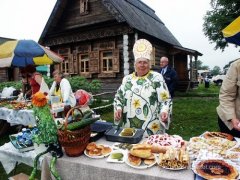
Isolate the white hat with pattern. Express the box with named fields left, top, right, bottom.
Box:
left=133, top=39, right=152, bottom=61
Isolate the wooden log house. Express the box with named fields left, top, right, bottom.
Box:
left=38, top=0, right=202, bottom=92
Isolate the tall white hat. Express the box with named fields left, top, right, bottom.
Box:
left=133, top=39, right=152, bottom=61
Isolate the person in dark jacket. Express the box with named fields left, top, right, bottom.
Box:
left=159, top=57, right=178, bottom=98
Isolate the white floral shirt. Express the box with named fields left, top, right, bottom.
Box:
left=114, top=70, right=172, bottom=136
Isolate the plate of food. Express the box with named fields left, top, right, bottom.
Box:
left=157, top=148, right=189, bottom=170
left=223, top=152, right=240, bottom=162
left=84, top=142, right=112, bottom=159
left=107, top=150, right=126, bottom=163
left=125, top=153, right=156, bottom=169
left=125, top=144, right=156, bottom=169
left=203, top=131, right=234, bottom=141
left=145, top=133, right=186, bottom=154
left=160, top=166, right=187, bottom=171
left=192, top=159, right=239, bottom=180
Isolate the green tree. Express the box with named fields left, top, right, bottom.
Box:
left=196, top=60, right=209, bottom=70
left=203, top=0, right=240, bottom=51
left=211, top=66, right=221, bottom=75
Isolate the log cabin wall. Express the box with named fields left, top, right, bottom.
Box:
left=0, top=69, right=8, bottom=82
left=137, top=34, right=189, bottom=81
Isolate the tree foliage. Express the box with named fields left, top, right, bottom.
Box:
left=196, top=60, right=209, bottom=70
left=211, top=66, right=221, bottom=75
left=203, top=0, right=240, bottom=51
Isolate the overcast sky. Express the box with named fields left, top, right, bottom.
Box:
left=0, top=0, right=239, bottom=69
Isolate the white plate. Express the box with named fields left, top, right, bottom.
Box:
left=106, top=150, right=126, bottom=163
left=84, top=145, right=112, bottom=159
left=125, top=155, right=156, bottom=169
left=159, top=166, right=187, bottom=171
left=192, top=159, right=240, bottom=179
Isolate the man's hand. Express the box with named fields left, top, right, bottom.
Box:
left=160, top=112, right=168, bottom=122
left=231, top=118, right=240, bottom=131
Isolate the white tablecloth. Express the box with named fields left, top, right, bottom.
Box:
left=41, top=138, right=194, bottom=180
left=0, top=107, right=35, bottom=126
left=0, top=142, right=44, bottom=174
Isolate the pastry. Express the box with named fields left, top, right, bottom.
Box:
left=101, top=146, right=112, bottom=155
left=86, top=142, right=97, bottom=151
left=196, top=160, right=238, bottom=179
left=204, top=132, right=234, bottom=141
left=88, top=148, right=102, bottom=156
left=130, top=144, right=152, bottom=159
left=146, top=134, right=185, bottom=153
left=128, top=153, right=141, bottom=166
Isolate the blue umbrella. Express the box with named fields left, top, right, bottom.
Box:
left=0, top=40, right=64, bottom=67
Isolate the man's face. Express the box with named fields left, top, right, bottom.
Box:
left=160, top=58, right=168, bottom=68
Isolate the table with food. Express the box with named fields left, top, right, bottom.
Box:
left=40, top=118, right=240, bottom=180
left=1, top=103, right=240, bottom=180
left=0, top=98, right=35, bottom=126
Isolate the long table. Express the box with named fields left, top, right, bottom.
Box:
left=0, top=107, right=35, bottom=126
left=41, top=138, right=194, bottom=180
left=0, top=142, right=43, bottom=174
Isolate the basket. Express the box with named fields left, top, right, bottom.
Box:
left=58, top=106, right=91, bottom=157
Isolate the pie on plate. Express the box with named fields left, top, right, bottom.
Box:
left=195, top=159, right=239, bottom=179
left=125, top=153, right=156, bottom=169
left=203, top=132, right=234, bottom=141
left=84, top=142, right=112, bottom=158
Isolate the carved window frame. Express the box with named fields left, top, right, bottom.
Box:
left=78, top=53, right=90, bottom=73
left=61, top=55, right=70, bottom=74
left=57, top=48, right=71, bottom=74
left=80, top=0, right=89, bottom=15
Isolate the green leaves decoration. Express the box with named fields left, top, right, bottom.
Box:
left=153, top=81, right=160, bottom=89
left=143, top=104, right=149, bottom=117
left=146, top=128, right=154, bottom=136
left=137, top=79, right=144, bottom=85
left=129, top=117, right=144, bottom=128
left=149, top=92, right=157, bottom=106
left=124, top=82, right=133, bottom=91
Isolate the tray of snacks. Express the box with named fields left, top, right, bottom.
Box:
left=157, top=147, right=189, bottom=170
left=104, top=127, right=144, bottom=144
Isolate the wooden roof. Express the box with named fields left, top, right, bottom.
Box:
left=39, top=0, right=201, bottom=55
left=106, top=0, right=181, bottom=46
left=39, top=0, right=180, bottom=46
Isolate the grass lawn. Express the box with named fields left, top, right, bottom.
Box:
left=168, top=97, right=219, bottom=140
left=0, top=83, right=221, bottom=179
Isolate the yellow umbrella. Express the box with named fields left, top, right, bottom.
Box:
left=222, top=16, right=240, bottom=46
left=0, top=40, right=64, bottom=67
